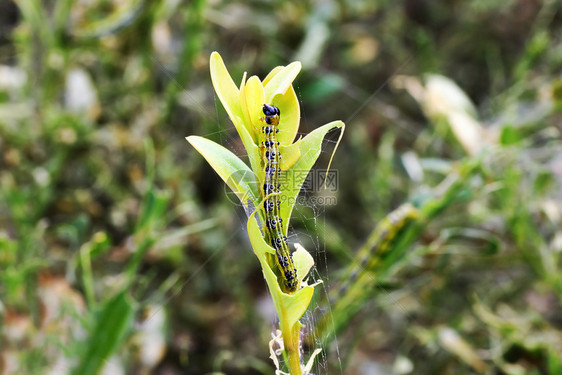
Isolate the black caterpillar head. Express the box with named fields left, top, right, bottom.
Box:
left=263, top=104, right=280, bottom=117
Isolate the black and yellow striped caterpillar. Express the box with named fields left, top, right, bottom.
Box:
left=309, top=202, right=419, bottom=344
left=335, top=203, right=419, bottom=298
left=260, top=104, right=299, bottom=293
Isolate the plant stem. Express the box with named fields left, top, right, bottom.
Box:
left=283, top=322, right=302, bottom=375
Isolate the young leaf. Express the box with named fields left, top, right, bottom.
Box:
left=210, top=52, right=262, bottom=172
left=272, top=87, right=300, bottom=146
left=264, top=62, right=301, bottom=102
left=240, top=75, right=265, bottom=139
left=263, top=62, right=301, bottom=146
left=280, top=120, right=345, bottom=233
left=247, top=215, right=314, bottom=324
left=187, top=136, right=259, bottom=209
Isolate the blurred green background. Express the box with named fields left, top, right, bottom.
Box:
left=1, top=0, right=562, bottom=374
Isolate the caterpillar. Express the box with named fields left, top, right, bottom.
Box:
left=260, top=104, right=299, bottom=293
left=335, top=203, right=419, bottom=299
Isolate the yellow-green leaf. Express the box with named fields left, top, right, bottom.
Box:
left=293, top=243, right=315, bottom=285
left=247, top=215, right=314, bottom=327
left=263, top=62, right=301, bottom=146
left=210, top=53, right=261, bottom=174
left=241, top=75, right=265, bottom=142
left=279, top=138, right=302, bottom=170
left=280, top=121, right=345, bottom=234
left=272, top=85, right=300, bottom=146
left=186, top=136, right=259, bottom=209
left=210, top=51, right=242, bottom=126
left=262, top=66, right=284, bottom=86
left=264, top=61, right=301, bottom=102
left=239, top=116, right=263, bottom=176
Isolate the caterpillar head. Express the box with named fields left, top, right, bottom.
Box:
left=263, top=104, right=280, bottom=117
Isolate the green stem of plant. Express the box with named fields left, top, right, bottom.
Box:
left=283, top=322, right=302, bottom=375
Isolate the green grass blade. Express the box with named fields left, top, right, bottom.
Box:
left=73, top=291, right=135, bottom=375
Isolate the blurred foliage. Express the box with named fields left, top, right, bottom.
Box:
left=1, top=0, right=561, bottom=374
